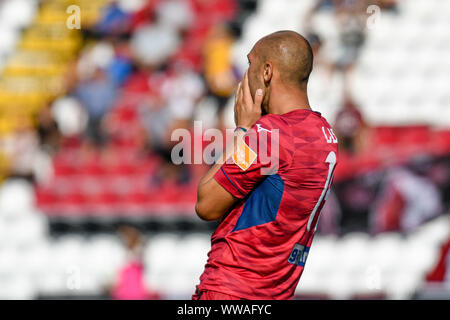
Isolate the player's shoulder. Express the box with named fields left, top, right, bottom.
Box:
left=283, top=109, right=334, bottom=134
left=251, top=114, right=291, bottom=136
left=254, top=114, right=281, bottom=128
left=249, top=110, right=334, bottom=143
left=256, top=109, right=329, bottom=128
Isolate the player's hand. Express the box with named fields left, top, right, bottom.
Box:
left=234, top=71, right=264, bottom=130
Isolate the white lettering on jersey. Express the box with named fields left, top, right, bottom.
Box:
left=322, top=127, right=338, bottom=144
left=256, top=124, right=272, bottom=133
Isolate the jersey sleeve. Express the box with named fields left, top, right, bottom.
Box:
left=214, top=116, right=291, bottom=199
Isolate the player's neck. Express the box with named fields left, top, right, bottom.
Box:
left=268, top=86, right=311, bottom=115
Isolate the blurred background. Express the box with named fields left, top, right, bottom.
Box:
left=0, top=0, right=448, bottom=300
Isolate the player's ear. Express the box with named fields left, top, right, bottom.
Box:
left=263, top=62, right=273, bottom=85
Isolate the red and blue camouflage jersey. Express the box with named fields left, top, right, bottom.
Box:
left=194, top=108, right=339, bottom=300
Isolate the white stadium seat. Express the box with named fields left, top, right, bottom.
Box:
left=0, top=274, right=36, bottom=300
left=0, top=180, right=36, bottom=217
left=339, top=233, right=371, bottom=274
left=0, top=0, right=38, bottom=29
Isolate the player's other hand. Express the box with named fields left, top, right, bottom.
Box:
left=234, top=71, right=264, bottom=130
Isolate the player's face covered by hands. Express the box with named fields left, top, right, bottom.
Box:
left=234, top=70, right=264, bottom=130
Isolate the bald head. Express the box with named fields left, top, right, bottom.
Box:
left=250, top=30, right=314, bottom=89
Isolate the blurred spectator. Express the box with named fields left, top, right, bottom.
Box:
left=118, top=0, right=149, bottom=15
left=51, top=95, right=88, bottom=138
left=306, top=0, right=367, bottom=90
left=305, top=0, right=349, bottom=26
left=317, top=190, right=342, bottom=235
left=136, top=64, right=198, bottom=185
left=77, top=42, right=116, bottom=79
left=203, top=24, right=237, bottom=98
left=156, top=0, right=194, bottom=31
left=306, top=31, right=336, bottom=83
left=107, top=39, right=134, bottom=87
left=370, top=163, right=443, bottom=235
left=333, top=0, right=367, bottom=90
left=95, top=1, right=133, bottom=36
left=376, top=0, right=399, bottom=13
left=334, top=94, right=367, bottom=154
left=75, top=67, right=117, bottom=146
left=1, top=115, right=53, bottom=185
left=202, top=24, right=238, bottom=129
left=36, top=105, right=61, bottom=155
left=307, top=32, right=324, bottom=64
left=428, top=155, right=450, bottom=213
left=309, top=0, right=340, bottom=12
left=111, top=225, right=159, bottom=300
left=77, top=39, right=133, bottom=87
left=0, top=152, right=8, bottom=183
left=191, top=0, right=238, bottom=26
left=425, top=237, right=450, bottom=284
left=334, top=172, right=380, bottom=234
left=162, top=63, right=205, bottom=123
left=229, top=0, right=257, bottom=37
left=130, top=23, right=181, bottom=68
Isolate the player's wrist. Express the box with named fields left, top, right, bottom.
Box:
left=235, top=116, right=259, bottom=131
left=234, top=126, right=249, bottom=133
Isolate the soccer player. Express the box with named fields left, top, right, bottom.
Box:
left=193, top=31, right=339, bottom=300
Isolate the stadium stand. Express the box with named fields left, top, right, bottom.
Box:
left=0, top=0, right=448, bottom=300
